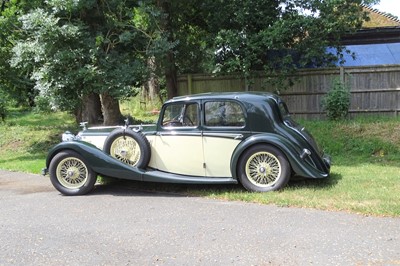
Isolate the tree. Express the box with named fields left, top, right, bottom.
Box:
left=2, top=0, right=380, bottom=122
left=128, top=0, right=210, bottom=99
left=147, top=0, right=379, bottom=94
left=9, top=0, right=149, bottom=125
left=131, top=0, right=181, bottom=100
left=0, top=0, right=42, bottom=107
left=199, top=0, right=379, bottom=90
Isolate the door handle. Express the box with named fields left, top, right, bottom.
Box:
left=234, top=134, right=243, bottom=140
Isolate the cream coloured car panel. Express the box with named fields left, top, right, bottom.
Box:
left=148, top=133, right=205, bottom=176
left=203, top=135, right=241, bottom=177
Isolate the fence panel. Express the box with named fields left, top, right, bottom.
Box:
left=177, top=65, right=400, bottom=119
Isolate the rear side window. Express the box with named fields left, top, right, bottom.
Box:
left=204, top=101, right=245, bottom=127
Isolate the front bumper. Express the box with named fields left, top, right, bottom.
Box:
left=41, top=168, right=48, bottom=176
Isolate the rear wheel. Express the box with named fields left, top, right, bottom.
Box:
left=238, top=144, right=290, bottom=192
left=103, top=128, right=151, bottom=169
left=49, top=151, right=97, bottom=196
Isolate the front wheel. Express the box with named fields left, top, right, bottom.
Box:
left=238, top=144, right=291, bottom=192
left=49, top=151, right=97, bottom=196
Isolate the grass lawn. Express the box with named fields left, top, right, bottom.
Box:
left=0, top=108, right=399, bottom=217
left=0, top=109, right=78, bottom=173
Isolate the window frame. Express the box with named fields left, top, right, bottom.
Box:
left=160, top=102, right=200, bottom=129
left=202, top=100, right=246, bottom=129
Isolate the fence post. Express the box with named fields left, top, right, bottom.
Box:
left=187, top=74, right=192, bottom=95
left=340, top=67, right=345, bottom=84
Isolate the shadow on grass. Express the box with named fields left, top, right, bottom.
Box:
left=28, top=137, right=59, bottom=153
left=287, top=172, right=342, bottom=190
left=0, top=154, right=46, bottom=165
left=91, top=177, right=244, bottom=197
left=90, top=172, right=342, bottom=197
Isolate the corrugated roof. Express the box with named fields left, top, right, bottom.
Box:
left=330, top=43, right=400, bottom=66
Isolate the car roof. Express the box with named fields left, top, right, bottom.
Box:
left=166, top=91, right=281, bottom=104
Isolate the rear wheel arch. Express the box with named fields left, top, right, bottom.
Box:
left=236, top=142, right=293, bottom=176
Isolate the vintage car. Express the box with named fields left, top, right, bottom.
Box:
left=43, top=92, right=331, bottom=195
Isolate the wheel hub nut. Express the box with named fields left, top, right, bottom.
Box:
left=67, top=170, right=75, bottom=177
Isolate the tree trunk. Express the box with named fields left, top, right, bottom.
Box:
left=158, top=0, right=178, bottom=99
left=165, top=52, right=177, bottom=99
left=143, top=56, right=160, bottom=103
left=100, top=92, right=123, bottom=125
left=73, top=93, right=103, bottom=125
left=81, top=93, right=103, bottom=125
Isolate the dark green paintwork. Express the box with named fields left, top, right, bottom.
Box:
left=45, top=92, right=330, bottom=184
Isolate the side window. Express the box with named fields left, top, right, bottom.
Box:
left=205, top=101, right=245, bottom=127
left=162, top=103, right=199, bottom=127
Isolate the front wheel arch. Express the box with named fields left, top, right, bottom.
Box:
left=236, top=144, right=291, bottom=192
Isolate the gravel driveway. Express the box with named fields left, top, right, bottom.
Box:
left=0, top=170, right=399, bottom=265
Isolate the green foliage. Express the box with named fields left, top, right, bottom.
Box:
left=195, top=0, right=379, bottom=88
left=321, top=79, right=351, bottom=120
left=33, top=95, right=53, bottom=113
left=0, top=0, right=38, bottom=107
left=0, top=0, right=381, bottom=115
left=7, top=0, right=153, bottom=115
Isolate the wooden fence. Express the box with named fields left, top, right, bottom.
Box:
left=177, top=65, right=400, bottom=119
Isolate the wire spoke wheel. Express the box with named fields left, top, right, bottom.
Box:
left=238, top=145, right=290, bottom=192
left=109, top=136, right=141, bottom=166
left=245, top=152, right=281, bottom=187
left=49, top=151, right=97, bottom=195
left=56, top=157, right=89, bottom=189
left=103, top=129, right=151, bottom=169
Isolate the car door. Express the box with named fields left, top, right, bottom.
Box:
left=202, top=100, right=247, bottom=178
left=149, top=102, right=205, bottom=176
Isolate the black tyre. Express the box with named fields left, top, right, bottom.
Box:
left=49, top=151, right=97, bottom=196
left=103, top=128, right=151, bottom=169
left=238, top=144, right=291, bottom=192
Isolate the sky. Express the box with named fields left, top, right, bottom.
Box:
left=372, top=0, right=400, bottom=18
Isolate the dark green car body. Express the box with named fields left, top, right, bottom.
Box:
left=44, top=92, right=330, bottom=195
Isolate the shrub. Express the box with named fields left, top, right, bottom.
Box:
left=321, top=79, right=351, bottom=121
left=33, top=95, right=53, bottom=113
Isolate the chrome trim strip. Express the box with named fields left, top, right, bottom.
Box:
left=87, top=124, right=156, bottom=130
left=157, top=132, right=202, bottom=137
left=202, top=132, right=245, bottom=139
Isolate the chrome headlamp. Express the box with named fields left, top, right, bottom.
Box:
left=62, top=131, right=76, bottom=142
